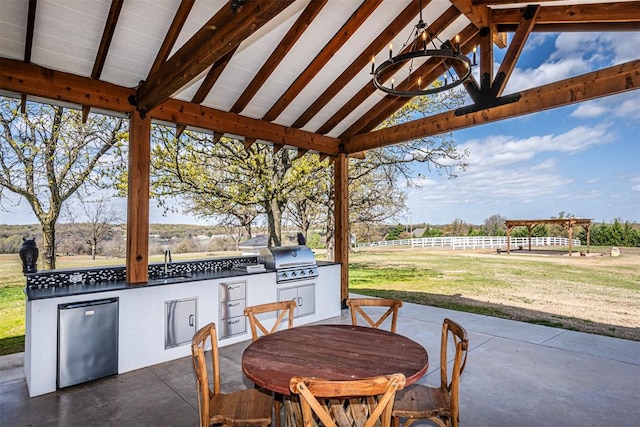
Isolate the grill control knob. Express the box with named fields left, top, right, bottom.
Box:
left=309, top=269, right=314, bottom=275
left=282, top=272, right=288, bottom=278
left=292, top=271, right=297, bottom=277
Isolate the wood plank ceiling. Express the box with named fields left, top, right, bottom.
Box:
left=1, top=0, right=639, bottom=157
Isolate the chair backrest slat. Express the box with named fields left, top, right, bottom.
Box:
left=346, top=298, right=403, bottom=333
left=291, top=374, right=406, bottom=427
left=244, top=300, right=297, bottom=341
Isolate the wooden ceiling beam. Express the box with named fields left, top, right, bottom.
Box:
left=491, top=2, right=640, bottom=25
left=492, top=5, right=539, bottom=98
left=148, top=0, right=195, bottom=76
left=450, top=0, right=508, bottom=47
left=152, top=99, right=340, bottom=155
left=231, top=0, right=328, bottom=114
left=20, top=0, right=37, bottom=113
left=291, top=0, right=427, bottom=130
left=176, top=47, right=237, bottom=137
left=83, top=0, right=123, bottom=122
left=474, top=0, right=558, bottom=4
left=1, top=58, right=135, bottom=113
left=450, top=0, right=490, bottom=29
left=343, top=59, right=640, bottom=153
left=496, top=22, right=640, bottom=33
left=261, top=0, right=384, bottom=123
left=0, top=59, right=338, bottom=154
left=316, top=5, right=462, bottom=136
left=135, top=0, right=294, bottom=115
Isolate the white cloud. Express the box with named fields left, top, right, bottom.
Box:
left=571, top=102, right=608, bottom=119
left=586, top=178, right=599, bottom=184
left=459, top=124, right=614, bottom=170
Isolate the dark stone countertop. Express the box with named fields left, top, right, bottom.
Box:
left=25, top=261, right=340, bottom=301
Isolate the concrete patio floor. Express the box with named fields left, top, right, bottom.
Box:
left=2, top=298, right=640, bottom=426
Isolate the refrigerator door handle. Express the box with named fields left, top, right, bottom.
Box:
left=188, top=314, right=194, bottom=327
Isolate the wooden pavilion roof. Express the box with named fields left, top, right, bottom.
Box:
left=1, top=0, right=639, bottom=155
left=505, top=218, right=593, bottom=228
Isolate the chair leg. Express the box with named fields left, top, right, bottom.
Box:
left=274, top=396, right=282, bottom=427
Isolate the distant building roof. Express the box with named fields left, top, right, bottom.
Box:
left=238, top=235, right=268, bottom=249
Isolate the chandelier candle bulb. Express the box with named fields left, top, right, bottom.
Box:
left=389, top=43, right=393, bottom=59
left=455, top=34, right=460, bottom=53
left=371, top=55, right=375, bottom=74
left=472, top=46, right=477, bottom=66
left=418, top=76, right=422, bottom=91
left=391, top=77, right=395, bottom=90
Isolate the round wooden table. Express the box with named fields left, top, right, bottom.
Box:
left=242, top=324, right=429, bottom=396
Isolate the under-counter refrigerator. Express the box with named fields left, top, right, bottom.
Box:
left=57, top=298, right=119, bottom=388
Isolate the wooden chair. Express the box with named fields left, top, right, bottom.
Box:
left=346, top=298, right=403, bottom=333
left=191, top=323, right=272, bottom=427
left=290, top=374, right=406, bottom=427
left=244, top=300, right=297, bottom=341
left=244, top=300, right=296, bottom=426
left=392, top=318, right=469, bottom=427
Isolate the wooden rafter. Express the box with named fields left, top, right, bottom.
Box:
left=176, top=47, right=237, bottom=138
left=450, top=0, right=490, bottom=29
left=317, top=5, right=462, bottom=136
left=1, top=59, right=135, bottom=113
left=343, top=59, right=640, bottom=152
left=0, top=59, right=339, bottom=154
left=474, top=0, right=560, bottom=4
left=491, top=2, right=640, bottom=25
left=20, top=0, right=37, bottom=113
left=230, top=0, right=328, bottom=114
left=135, top=0, right=294, bottom=115
left=290, top=0, right=426, bottom=129
left=153, top=99, right=339, bottom=154
left=260, top=0, right=384, bottom=123
left=148, top=0, right=195, bottom=76
left=450, top=0, right=508, bottom=47
left=492, top=5, right=539, bottom=97
left=83, top=0, right=123, bottom=122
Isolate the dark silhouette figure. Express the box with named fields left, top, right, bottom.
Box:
left=296, top=232, right=306, bottom=246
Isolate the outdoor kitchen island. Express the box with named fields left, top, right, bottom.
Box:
left=23, top=248, right=341, bottom=397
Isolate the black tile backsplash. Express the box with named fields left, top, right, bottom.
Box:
left=25, top=256, right=259, bottom=290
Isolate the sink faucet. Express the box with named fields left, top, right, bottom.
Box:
left=164, top=249, right=172, bottom=275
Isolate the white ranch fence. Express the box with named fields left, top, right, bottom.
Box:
left=360, top=236, right=581, bottom=250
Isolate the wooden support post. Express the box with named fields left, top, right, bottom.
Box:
left=126, top=112, right=151, bottom=284
left=568, top=226, right=573, bottom=256
left=334, top=153, right=349, bottom=307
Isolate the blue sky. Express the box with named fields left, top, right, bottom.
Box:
left=405, top=31, right=640, bottom=225
left=1, top=32, right=638, bottom=227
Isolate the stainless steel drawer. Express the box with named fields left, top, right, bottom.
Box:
left=220, top=316, right=246, bottom=338
left=220, top=299, right=245, bottom=319
left=219, top=281, right=246, bottom=301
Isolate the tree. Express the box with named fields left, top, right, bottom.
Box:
left=61, top=194, right=123, bottom=259
left=483, top=214, right=506, bottom=236
left=0, top=97, right=126, bottom=269
left=443, top=218, right=468, bottom=236
left=149, top=126, right=325, bottom=247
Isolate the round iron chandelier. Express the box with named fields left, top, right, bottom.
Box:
left=371, top=0, right=475, bottom=97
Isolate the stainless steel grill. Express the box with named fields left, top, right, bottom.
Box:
left=259, top=245, right=318, bottom=283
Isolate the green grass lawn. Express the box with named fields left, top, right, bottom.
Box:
left=1, top=246, right=639, bottom=355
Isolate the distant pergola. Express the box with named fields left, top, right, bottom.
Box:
left=504, top=219, right=592, bottom=256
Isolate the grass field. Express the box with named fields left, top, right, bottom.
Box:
left=1, top=246, right=638, bottom=355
